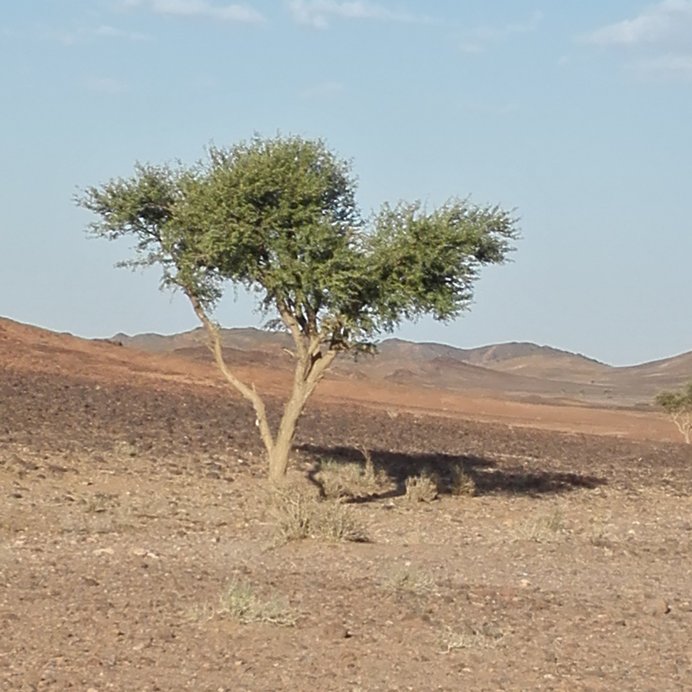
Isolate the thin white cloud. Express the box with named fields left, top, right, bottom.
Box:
left=288, top=1, right=426, bottom=29
left=582, top=1, right=692, bottom=80
left=583, top=0, right=692, bottom=47
left=460, top=11, right=542, bottom=54
left=635, top=52, right=692, bottom=77
left=124, top=0, right=264, bottom=23
left=35, top=24, right=151, bottom=45
left=93, top=25, right=151, bottom=41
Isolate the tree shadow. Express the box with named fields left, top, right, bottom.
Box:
left=297, top=443, right=607, bottom=502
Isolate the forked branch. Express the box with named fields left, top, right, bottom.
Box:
left=186, top=292, right=275, bottom=455
left=671, top=411, right=692, bottom=444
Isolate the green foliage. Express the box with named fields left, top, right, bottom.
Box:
left=369, top=200, right=515, bottom=329
left=655, top=383, right=692, bottom=414
left=79, top=135, right=520, bottom=479
left=79, top=135, right=518, bottom=352
left=655, top=383, right=692, bottom=444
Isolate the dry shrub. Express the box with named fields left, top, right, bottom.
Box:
left=316, top=460, right=367, bottom=499
left=405, top=470, right=439, bottom=503
left=220, top=579, right=297, bottom=627
left=315, top=501, right=369, bottom=542
left=315, top=448, right=388, bottom=500
left=272, top=484, right=368, bottom=543
left=271, top=484, right=314, bottom=541
left=446, top=463, right=477, bottom=496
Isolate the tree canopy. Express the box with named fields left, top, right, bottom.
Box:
left=655, top=383, right=692, bottom=444
left=79, top=135, right=519, bottom=480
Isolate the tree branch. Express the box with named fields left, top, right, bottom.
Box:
left=186, top=291, right=275, bottom=455
left=304, top=349, right=337, bottom=399
left=671, top=411, right=692, bottom=444
left=278, top=302, right=307, bottom=363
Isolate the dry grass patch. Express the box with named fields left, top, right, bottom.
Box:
left=404, top=469, right=439, bottom=503
left=219, top=579, right=298, bottom=627
left=439, top=622, right=505, bottom=653
left=381, top=566, right=436, bottom=596
left=314, top=448, right=388, bottom=500
left=271, top=485, right=368, bottom=543
left=518, top=506, right=567, bottom=543
left=584, top=516, right=617, bottom=547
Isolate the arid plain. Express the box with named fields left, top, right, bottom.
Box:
left=1, top=317, right=690, bottom=690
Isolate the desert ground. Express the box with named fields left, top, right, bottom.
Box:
left=0, top=318, right=690, bottom=691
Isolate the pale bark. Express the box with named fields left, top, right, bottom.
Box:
left=267, top=313, right=337, bottom=481
left=186, top=292, right=337, bottom=482
left=187, top=293, right=276, bottom=455
left=671, top=412, right=692, bottom=444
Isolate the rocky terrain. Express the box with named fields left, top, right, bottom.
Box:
left=0, top=317, right=690, bottom=690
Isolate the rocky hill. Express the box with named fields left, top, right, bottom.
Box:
left=110, top=326, right=691, bottom=407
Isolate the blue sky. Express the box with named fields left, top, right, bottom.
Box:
left=1, top=0, right=690, bottom=365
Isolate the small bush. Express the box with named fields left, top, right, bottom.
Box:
left=271, top=485, right=314, bottom=541
left=316, top=460, right=368, bottom=499
left=272, top=485, right=368, bottom=543
left=446, top=463, right=476, bottom=496
left=405, top=470, right=439, bottom=503
left=314, top=501, right=369, bottom=542
left=315, top=449, right=388, bottom=499
left=220, top=579, right=297, bottom=627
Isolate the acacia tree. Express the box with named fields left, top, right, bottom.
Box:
left=655, top=383, right=692, bottom=444
left=79, top=135, right=518, bottom=483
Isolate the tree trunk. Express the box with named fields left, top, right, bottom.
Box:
left=268, top=441, right=292, bottom=485
left=186, top=293, right=338, bottom=482
left=267, top=387, right=308, bottom=484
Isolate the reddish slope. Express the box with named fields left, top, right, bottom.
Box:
left=0, top=318, right=219, bottom=388
left=115, top=327, right=692, bottom=408
left=0, top=317, right=682, bottom=443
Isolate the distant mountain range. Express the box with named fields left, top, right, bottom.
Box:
left=111, top=327, right=692, bottom=408
left=1, top=315, right=689, bottom=410
left=2, top=316, right=685, bottom=441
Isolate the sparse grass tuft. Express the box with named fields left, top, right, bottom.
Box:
left=439, top=622, right=505, bottom=653
left=219, top=579, right=297, bottom=627
left=586, top=517, right=615, bottom=547
left=272, top=485, right=368, bottom=543
left=381, top=566, right=436, bottom=595
left=519, top=506, right=567, bottom=542
left=405, top=469, right=439, bottom=503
